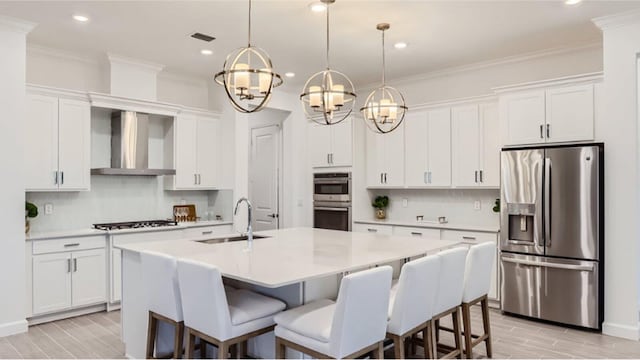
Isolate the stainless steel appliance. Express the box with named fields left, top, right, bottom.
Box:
left=500, top=143, right=604, bottom=330
left=313, top=172, right=352, bottom=231
left=91, top=111, right=176, bottom=176
left=93, top=219, right=178, bottom=231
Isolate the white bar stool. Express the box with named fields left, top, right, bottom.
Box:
left=387, top=255, right=441, bottom=359
left=461, top=242, right=495, bottom=358
left=431, top=247, right=468, bottom=359
left=274, top=266, right=393, bottom=359
left=176, top=259, right=286, bottom=359
left=140, top=251, right=186, bottom=359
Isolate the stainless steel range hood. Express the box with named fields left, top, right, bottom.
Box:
left=91, top=111, right=176, bottom=176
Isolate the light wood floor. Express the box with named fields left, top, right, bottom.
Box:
left=1, top=307, right=639, bottom=359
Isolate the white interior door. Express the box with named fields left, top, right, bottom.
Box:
left=249, top=125, right=280, bottom=231
left=58, top=99, right=90, bottom=190
left=25, top=94, right=59, bottom=191
left=196, top=117, right=219, bottom=188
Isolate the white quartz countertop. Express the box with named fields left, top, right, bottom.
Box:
left=26, top=220, right=233, bottom=240
left=354, top=219, right=500, bottom=233
left=116, top=227, right=460, bottom=288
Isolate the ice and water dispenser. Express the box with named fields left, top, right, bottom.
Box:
left=506, top=203, right=535, bottom=243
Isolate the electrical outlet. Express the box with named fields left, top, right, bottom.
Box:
left=402, top=198, right=408, bottom=208
left=44, top=203, right=53, bottom=215
left=474, top=200, right=481, bottom=211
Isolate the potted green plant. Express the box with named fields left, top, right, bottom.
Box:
left=372, top=195, right=389, bottom=220
left=492, top=198, right=500, bottom=213
left=25, top=201, right=38, bottom=235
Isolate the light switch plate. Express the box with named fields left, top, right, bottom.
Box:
left=44, top=203, right=53, bottom=215
left=402, top=198, right=408, bottom=208
left=474, top=201, right=481, bottom=211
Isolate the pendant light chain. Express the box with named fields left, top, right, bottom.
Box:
left=247, top=0, right=252, bottom=47
left=325, top=3, right=330, bottom=69
left=381, top=28, right=386, bottom=86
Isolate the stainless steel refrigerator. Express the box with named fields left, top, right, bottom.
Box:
left=500, top=143, right=604, bottom=330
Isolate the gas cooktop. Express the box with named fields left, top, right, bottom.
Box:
left=92, top=220, right=178, bottom=231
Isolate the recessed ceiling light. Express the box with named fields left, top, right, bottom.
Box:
left=72, top=14, right=89, bottom=22
left=394, top=42, right=408, bottom=49
left=565, top=0, right=582, bottom=5
left=309, top=2, right=327, bottom=12
left=285, top=72, right=296, bottom=78
left=200, top=49, right=213, bottom=55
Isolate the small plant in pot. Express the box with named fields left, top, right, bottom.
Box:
left=25, top=201, right=38, bottom=235
left=372, top=195, right=389, bottom=220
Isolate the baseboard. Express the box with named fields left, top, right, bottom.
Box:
left=27, top=304, right=106, bottom=326
left=0, top=319, right=28, bottom=337
left=602, top=321, right=640, bottom=340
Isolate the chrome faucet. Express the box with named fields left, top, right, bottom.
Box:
left=234, top=197, right=253, bottom=248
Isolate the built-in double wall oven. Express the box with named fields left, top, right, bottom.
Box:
left=313, top=172, right=352, bottom=231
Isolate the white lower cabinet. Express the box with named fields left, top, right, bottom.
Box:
left=441, top=230, right=499, bottom=301
left=32, top=241, right=106, bottom=316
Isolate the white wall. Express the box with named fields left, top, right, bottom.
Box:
left=593, top=10, right=640, bottom=340
left=0, top=15, right=35, bottom=337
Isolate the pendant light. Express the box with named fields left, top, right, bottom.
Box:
left=360, top=23, right=408, bottom=134
left=214, top=0, right=283, bottom=113
left=300, top=0, right=356, bottom=125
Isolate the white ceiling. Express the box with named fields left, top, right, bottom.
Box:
left=1, top=0, right=640, bottom=91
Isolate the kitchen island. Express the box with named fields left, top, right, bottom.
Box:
left=117, top=227, right=460, bottom=358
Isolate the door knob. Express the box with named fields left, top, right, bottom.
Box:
left=267, top=214, right=278, bottom=218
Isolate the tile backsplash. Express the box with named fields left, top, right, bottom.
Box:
left=26, top=175, right=233, bottom=232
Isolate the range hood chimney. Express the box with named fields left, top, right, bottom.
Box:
left=91, top=111, right=175, bottom=176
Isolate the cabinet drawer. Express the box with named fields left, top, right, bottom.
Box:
left=183, top=225, right=234, bottom=238
left=392, top=226, right=441, bottom=239
left=353, top=223, right=393, bottom=235
left=33, top=235, right=106, bottom=255
left=440, top=230, right=496, bottom=244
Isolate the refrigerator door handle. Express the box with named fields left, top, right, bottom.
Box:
left=502, top=257, right=594, bottom=272
left=507, top=240, right=534, bottom=246
left=545, top=158, right=552, bottom=248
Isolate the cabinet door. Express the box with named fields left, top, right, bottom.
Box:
left=366, top=129, right=385, bottom=187
left=451, top=105, right=480, bottom=187
left=545, top=84, right=594, bottom=143
left=309, top=123, right=331, bottom=167
left=71, top=249, right=106, bottom=307
left=479, top=103, right=500, bottom=187
left=501, top=91, right=546, bottom=145
left=392, top=226, right=441, bottom=239
left=352, top=223, right=393, bottom=235
left=330, top=117, right=353, bottom=167
left=33, top=252, right=72, bottom=314
left=427, top=108, right=452, bottom=187
left=404, top=110, right=429, bottom=187
left=25, top=94, right=59, bottom=191
left=110, top=248, right=121, bottom=303
left=58, top=99, right=90, bottom=191
left=196, top=116, right=219, bottom=188
left=383, top=122, right=405, bottom=187
left=174, top=114, right=199, bottom=189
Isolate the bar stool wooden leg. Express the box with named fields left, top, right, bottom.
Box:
left=452, top=309, right=462, bottom=359
left=392, top=335, right=405, bottom=359
left=435, top=319, right=440, bottom=343
left=218, top=342, right=229, bottom=359
left=462, top=303, right=473, bottom=359
left=423, top=327, right=431, bottom=359
left=481, top=297, right=493, bottom=358
left=173, top=321, right=185, bottom=359
left=186, top=328, right=196, bottom=359
left=375, top=341, right=384, bottom=359
left=146, top=312, right=158, bottom=359
left=275, top=337, right=285, bottom=359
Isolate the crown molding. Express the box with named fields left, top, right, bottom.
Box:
left=410, top=94, right=498, bottom=112
left=27, top=84, right=90, bottom=102
left=0, top=15, right=36, bottom=34
left=492, top=71, right=603, bottom=94
left=107, top=53, right=164, bottom=73
left=27, top=43, right=101, bottom=66
left=593, top=9, right=640, bottom=31
left=180, top=106, right=222, bottom=118
left=89, top=92, right=180, bottom=116
left=359, top=42, right=602, bottom=90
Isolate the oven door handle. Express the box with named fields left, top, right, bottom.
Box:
left=314, top=179, right=350, bottom=184
left=314, top=206, right=350, bottom=212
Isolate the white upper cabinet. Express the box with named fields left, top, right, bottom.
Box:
left=545, top=84, right=594, bottom=143
left=309, top=117, right=353, bottom=168
left=25, top=93, right=90, bottom=192
left=366, top=121, right=405, bottom=187
left=167, top=112, right=219, bottom=190
left=452, top=102, right=500, bottom=188
left=405, top=108, right=451, bottom=187
left=500, top=79, right=596, bottom=146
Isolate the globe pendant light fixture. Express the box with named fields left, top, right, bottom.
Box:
left=361, top=23, right=408, bottom=134
left=214, top=0, right=283, bottom=113
left=300, top=0, right=356, bottom=125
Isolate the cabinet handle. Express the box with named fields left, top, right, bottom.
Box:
left=67, top=258, right=71, bottom=273
left=546, top=124, right=550, bottom=138
left=202, top=230, right=213, bottom=235
left=429, top=171, right=432, bottom=184
left=54, top=171, right=58, bottom=185
left=73, top=258, right=77, bottom=272
left=424, top=171, right=428, bottom=184
left=198, top=174, right=202, bottom=185
left=327, top=154, right=330, bottom=164
left=330, top=153, right=334, bottom=164
left=367, top=228, right=378, bottom=233
left=411, top=232, right=422, bottom=236
left=479, top=170, right=483, bottom=183
left=380, top=173, right=383, bottom=184
left=384, top=173, right=388, bottom=184
left=462, top=236, right=477, bottom=241
left=475, top=170, right=478, bottom=183
left=540, top=124, right=544, bottom=139
left=61, top=171, right=64, bottom=185
left=64, top=243, right=80, bottom=247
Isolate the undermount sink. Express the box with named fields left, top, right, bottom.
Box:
left=196, top=235, right=270, bottom=244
